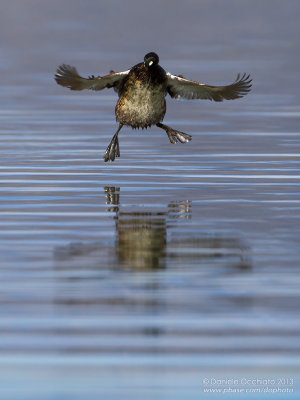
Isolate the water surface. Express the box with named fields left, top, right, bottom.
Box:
left=1, top=1, right=300, bottom=399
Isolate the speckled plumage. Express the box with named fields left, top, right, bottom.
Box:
left=115, top=63, right=167, bottom=128
left=55, top=52, right=252, bottom=162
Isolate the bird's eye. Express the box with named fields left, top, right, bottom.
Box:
left=148, top=60, right=154, bottom=66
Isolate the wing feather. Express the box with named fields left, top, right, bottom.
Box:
left=55, top=64, right=129, bottom=91
left=166, top=72, right=252, bottom=101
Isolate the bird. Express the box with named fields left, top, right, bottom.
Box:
left=55, top=52, right=252, bottom=162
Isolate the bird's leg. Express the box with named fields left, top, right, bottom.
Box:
left=103, top=123, right=123, bottom=162
left=156, top=122, right=192, bottom=144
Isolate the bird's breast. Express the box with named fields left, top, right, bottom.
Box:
left=116, top=81, right=166, bottom=128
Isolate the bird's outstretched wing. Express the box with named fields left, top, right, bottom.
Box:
left=166, top=72, right=252, bottom=101
left=55, top=64, right=130, bottom=91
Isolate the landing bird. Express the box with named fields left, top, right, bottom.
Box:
left=55, top=52, right=252, bottom=162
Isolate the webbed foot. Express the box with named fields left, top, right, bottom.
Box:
left=103, top=124, right=123, bottom=162
left=166, top=129, right=192, bottom=144
left=103, top=133, right=120, bottom=162
left=156, top=122, right=192, bottom=144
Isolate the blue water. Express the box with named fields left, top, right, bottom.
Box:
left=1, top=1, right=300, bottom=399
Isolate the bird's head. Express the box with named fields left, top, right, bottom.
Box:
left=144, top=52, right=159, bottom=68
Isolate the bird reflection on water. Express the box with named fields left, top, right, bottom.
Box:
left=105, top=186, right=192, bottom=270
left=54, top=187, right=251, bottom=271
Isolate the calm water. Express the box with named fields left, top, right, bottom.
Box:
left=1, top=1, right=300, bottom=399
